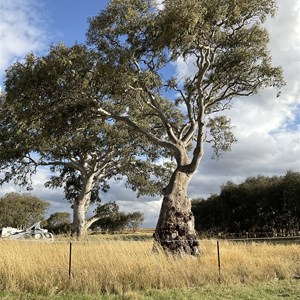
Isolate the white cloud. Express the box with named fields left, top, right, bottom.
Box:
left=117, top=199, right=162, bottom=228
left=153, top=0, right=164, bottom=11
left=0, top=0, right=48, bottom=76
left=0, top=167, right=69, bottom=217
left=184, top=0, right=300, bottom=202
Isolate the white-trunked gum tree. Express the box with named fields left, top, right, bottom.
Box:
left=87, top=0, right=284, bottom=255
left=0, top=44, right=171, bottom=238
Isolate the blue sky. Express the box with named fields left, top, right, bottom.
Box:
left=0, top=0, right=299, bottom=227
left=0, top=0, right=108, bottom=87
left=44, top=1, right=107, bottom=46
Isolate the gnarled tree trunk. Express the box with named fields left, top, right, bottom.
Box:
left=154, top=167, right=200, bottom=256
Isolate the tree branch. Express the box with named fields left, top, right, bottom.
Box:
left=96, top=105, right=181, bottom=157
left=132, top=56, right=179, bottom=144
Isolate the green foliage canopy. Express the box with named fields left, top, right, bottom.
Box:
left=1, top=44, right=171, bottom=197
left=192, top=171, right=300, bottom=235
left=92, top=201, right=144, bottom=232
left=45, top=212, right=71, bottom=234
left=0, top=193, right=50, bottom=228
left=87, top=0, right=284, bottom=167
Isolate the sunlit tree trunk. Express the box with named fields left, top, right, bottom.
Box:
left=72, top=173, right=95, bottom=238
left=72, top=200, right=88, bottom=237
left=154, top=150, right=201, bottom=256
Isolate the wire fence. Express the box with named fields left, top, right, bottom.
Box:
left=1, top=235, right=299, bottom=283
left=54, top=236, right=300, bottom=281
left=198, top=231, right=300, bottom=239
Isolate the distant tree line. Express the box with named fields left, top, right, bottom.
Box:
left=0, top=193, right=144, bottom=234
left=192, top=171, right=300, bottom=236
left=91, top=202, right=144, bottom=233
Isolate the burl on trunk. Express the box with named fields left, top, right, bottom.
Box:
left=154, top=169, right=200, bottom=256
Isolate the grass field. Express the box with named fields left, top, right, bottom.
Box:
left=1, top=280, right=300, bottom=299
left=0, top=234, right=299, bottom=299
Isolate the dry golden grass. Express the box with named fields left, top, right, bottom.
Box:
left=0, top=237, right=299, bottom=296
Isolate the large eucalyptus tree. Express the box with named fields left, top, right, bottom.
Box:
left=87, top=0, right=284, bottom=254
left=0, top=44, right=170, bottom=237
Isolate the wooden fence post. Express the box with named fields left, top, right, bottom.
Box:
left=69, top=240, right=73, bottom=278
left=217, top=240, right=221, bottom=283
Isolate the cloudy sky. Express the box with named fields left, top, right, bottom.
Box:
left=0, top=0, right=299, bottom=227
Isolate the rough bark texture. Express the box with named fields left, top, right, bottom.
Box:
left=154, top=169, right=200, bottom=256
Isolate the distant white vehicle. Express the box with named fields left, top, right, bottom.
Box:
left=0, top=222, right=53, bottom=240
left=0, top=226, right=23, bottom=237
